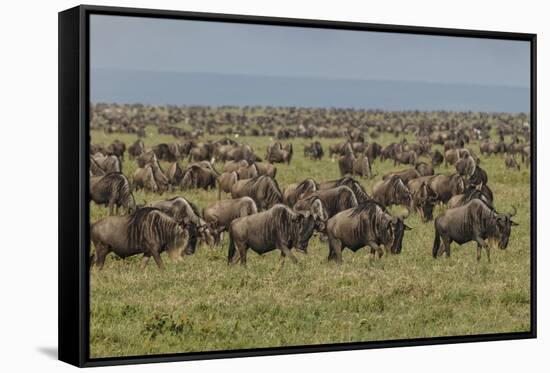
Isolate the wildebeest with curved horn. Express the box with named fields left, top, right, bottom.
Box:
left=227, top=204, right=316, bottom=266
left=372, top=176, right=411, bottom=209
left=293, top=197, right=329, bottom=233
left=294, top=185, right=358, bottom=219
left=203, top=197, right=258, bottom=245
left=326, top=201, right=411, bottom=263
left=91, top=208, right=190, bottom=270
left=283, top=179, right=318, bottom=207
left=230, top=175, right=283, bottom=210
left=149, top=197, right=215, bottom=253
left=90, top=172, right=136, bottom=215
left=433, top=200, right=518, bottom=262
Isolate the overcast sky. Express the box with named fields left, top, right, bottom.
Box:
left=90, top=15, right=529, bottom=87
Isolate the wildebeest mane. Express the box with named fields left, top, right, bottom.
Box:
left=334, top=177, right=371, bottom=203
left=295, top=179, right=318, bottom=197
left=349, top=200, right=386, bottom=217
left=127, top=207, right=180, bottom=250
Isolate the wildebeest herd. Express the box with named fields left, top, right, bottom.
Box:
left=89, top=104, right=528, bottom=271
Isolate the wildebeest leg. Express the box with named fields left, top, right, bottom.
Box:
left=151, top=250, right=165, bottom=270
left=485, top=244, right=491, bottom=263
left=140, top=255, right=151, bottom=269
left=476, top=244, right=482, bottom=262
left=443, top=237, right=452, bottom=257
left=368, top=241, right=384, bottom=258
left=279, top=245, right=298, bottom=264
left=94, top=244, right=108, bottom=270
left=328, top=237, right=343, bottom=263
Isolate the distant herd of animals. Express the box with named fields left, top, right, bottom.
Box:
left=89, top=105, right=529, bottom=269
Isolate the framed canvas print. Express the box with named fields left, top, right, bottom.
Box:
left=58, top=5, right=537, bottom=367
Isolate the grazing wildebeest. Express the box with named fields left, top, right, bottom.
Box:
left=352, top=155, right=373, bottom=178
left=428, top=174, right=465, bottom=203
left=128, top=139, right=145, bottom=159
left=455, top=155, right=476, bottom=178
left=304, top=141, right=324, bottom=160
left=408, top=180, right=439, bottom=222
left=372, top=176, right=411, bottom=209
left=91, top=208, right=190, bottom=270
left=227, top=204, right=316, bottom=266
left=383, top=168, right=420, bottom=184
left=92, top=154, right=121, bottom=174
left=136, top=150, right=158, bottom=168
left=133, top=165, right=158, bottom=193
left=203, top=197, right=258, bottom=245
left=294, top=185, right=358, bottom=219
left=254, top=162, right=277, bottom=178
left=149, top=197, right=215, bottom=253
left=505, top=155, right=521, bottom=171
left=283, top=179, right=318, bottom=207
left=293, top=197, right=329, bottom=232
left=231, top=176, right=283, bottom=210
left=447, top=185, right=494, bottom=209
left=218, top=171, right=240, bottom=199
left=432, top=150, right=444, bottom=167
left=326, top=202, right=411, bottom=263
left=106, top=139, right=126, bottom=160
left=266, top=142, right=293, bottom=164
left=415, top=161, right=434, bottom=176
left=189, top=142, right=213, bottom=162
left=181, top=164, right=217, bottom=191
left=338, top=143, right=355, bottom=176
left=90, top=172, right=136, bottom=215
left=166, top=162, right=185, bottom=186
left=433, top=200, right=518, bottom=262
left=469, top=165, right=488, bottom=186
left=393, top=150, right=417, bottom=166
left=318, top=177, right=372, bottom=204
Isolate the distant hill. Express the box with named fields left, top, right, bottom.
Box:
left=91, top=68, right=529, bottom=113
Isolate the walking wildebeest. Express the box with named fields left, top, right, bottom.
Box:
left=149, top=197, right=215, bottom=253
left=230, top=175, right=283, bottom=210
left=227, top=204, right=316, bottom=266
left=203, top=197, right=259, bottom=245
left=326, top=201, right=411, bottom=263
left=283, top=179, right=318, bottom=207
left=433, top=200, right=518, bottom=262
left=294, top=185, right=358, bottom=219
left=372, top=176, right=411, bottom=209
left=90, top=172, right=136, bottom=215
left=91, top=208, right=190, bottom=270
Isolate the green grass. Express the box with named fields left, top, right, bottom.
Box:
left=89, top=127, right=531, bottom=358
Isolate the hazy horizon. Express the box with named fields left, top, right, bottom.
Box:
left=90, top=15, right=530, bottom=113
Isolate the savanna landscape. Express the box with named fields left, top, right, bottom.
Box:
left=89, top=104, right=531, bottom=358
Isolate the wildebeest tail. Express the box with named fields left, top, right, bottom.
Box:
left=432, top=226, right=440, bottom=258
left=227, top=234, right=236, bottom=264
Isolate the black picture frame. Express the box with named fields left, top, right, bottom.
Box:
left=58, top=4, right=537, bottom=367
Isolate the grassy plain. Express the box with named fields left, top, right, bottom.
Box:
left=89, top=126, right=531, bottom=358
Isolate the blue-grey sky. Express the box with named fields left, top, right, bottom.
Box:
left=89, top=14, right=531, bottom=112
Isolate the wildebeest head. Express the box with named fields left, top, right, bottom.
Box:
left=387, top=211, right=412, bottom=254
left=494, top=206, right=519, bottom=250
left=294, top=197, right=328, bottom=233
left=391, top=176, right=412, bottom=207
left=197, top=220, right=217, bottom=248
left=450, top=174, right=466, bottom=196
left=293, top=212, right=316, bottom=253
left=167, top=225, right=190, bottom=260
left=415, top=182, right=438, bottom=222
